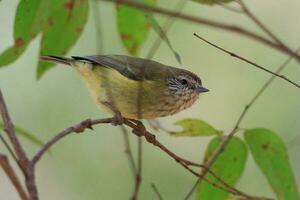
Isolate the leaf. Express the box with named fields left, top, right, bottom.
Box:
left=0, top=0, right=89, bottom=79
left=37, top=0, right=89, bottom=78
left=171, top=118, right=222, bottom=136
left=116, top=0, right=156, bottom=55
left=145, top=14, right=181, bottom=64
left=192, top=0, right=234, bottom=5
left=0, top=0, right=51, bottom=67
left=0, top=122, right=44, bottom=147
left=244, top=128, right=299, bottom=200
left=197, top=136, right=247, bottom=200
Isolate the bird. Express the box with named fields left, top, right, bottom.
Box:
left=40, top=55, right=209, bottom=120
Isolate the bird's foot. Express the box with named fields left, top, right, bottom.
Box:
left=102, top=101, right=124, bottom=126
left=111, top=111, right=124, bottom=126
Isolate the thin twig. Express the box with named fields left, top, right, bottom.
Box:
left=120, top=126, right=137, bottom=177
left=237, top=0, right=285, bottom=47
left=146, top=0, right=188, bottom=60
left=101, top=0, right=300, bottom=63
left=0, top=89, right=29, bottom=171
left=193, top=33, right=300, bottom=89
left=0, top=154, right=29, bottom=200
left=0, top=89, right=38, bottom=200
left=217, top=2, right=243, bottom=14
left=0, top=132, right=19, bottom=166
left=32, top=118, right=113, bottom=165
left=124, top=119, right=272, bottom=200
left=92, top=0, right=103, bottom=53
left=131, top=137, right=142, bottom=200
left=183, top=45, right=300, bottom=199
left=151, top=183, right=163, bottom=200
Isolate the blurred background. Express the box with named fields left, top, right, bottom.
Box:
left=1, top=0, right=300, bottom=199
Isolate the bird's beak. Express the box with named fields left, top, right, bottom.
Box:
left=196, top=86, right=209, bottom=93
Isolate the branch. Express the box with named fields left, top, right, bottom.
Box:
left=0, top=89, right=38, bottom=200
left=183, top=45, right=300, bottom=199
left=101, top=0, right=300, bottom=63
left=121, top=126, right=137, bottom=177
left=193, top=33, right=300, bottom=89
left=237, top=0, right=285, bottom=47
left=151, top=183, right=163, bottom=200
left=0, top=154, right=29, bottom=200
left=32, top=118, right=113, bottom=165
left=0, top=89, right=29, bottom=171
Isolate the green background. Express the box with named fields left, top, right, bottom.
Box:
left=1, top=0, right=300, bottom=199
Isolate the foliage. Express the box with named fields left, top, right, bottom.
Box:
left=197, top=136, right=247, bottom=200
left=192, top=0, right=234, bottom=5
left=245, top=128, right=299, bottom=200
left=0, top=0, right=89, bottom=79
left=171, top=118, right=222, bottom=136
left=0, top=122, right=44, bottom=146
left=116, top=0, right=156, bottom=55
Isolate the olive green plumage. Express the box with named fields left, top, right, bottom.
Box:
left=40, top=55, right=208, bottom=119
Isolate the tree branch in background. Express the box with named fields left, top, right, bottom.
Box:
left=92, top=0, right=103, bottom=53
left=151, top=183, right=164, bottom=200
left=236, top=0, right=285, bottom=47
left=102, top=0, right=300, bottom=63
left=0, top=153, right=29, bottom=200
left=193, top=33, right=300, bottom=89
left=0, top=89, right=38, bottom=200
left=120, top=126, right=137, bottom=177
left=183, top=44, right=300, bottom=199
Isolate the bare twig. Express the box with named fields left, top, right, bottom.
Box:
left=146, top=0, right=188, bottom=60
left=193, top=33, right=300, bottom=89
left=121, top=126, right=137, bottom=177
left=0, top=90, right=29, bottom=171
left=32, top=118, right=113, bottom=165
left=0, top=89, right=38, bottom=200
left=0, top=132, right=19, bottom=166
left=217, top=2, right=243, bottom=14
left=131, top=136, right=142, bottom=200
left=237, top=0, right=285, bottom=47
left=92, top=0, right=103, bottom=53
left=0, top=154, right=29, bottom=200
left=151, top=183, right=163, bottom=200
left=102, top=0, right=300, bottom=63
left=183, top=45, right=300, bottom=199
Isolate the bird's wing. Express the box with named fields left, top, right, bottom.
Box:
left=72, top=55, right=166, bottom=81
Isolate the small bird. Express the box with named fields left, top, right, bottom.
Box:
left=40, top=55, right=209, bottom=119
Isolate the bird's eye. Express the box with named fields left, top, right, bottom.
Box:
left=179, top=79, right=188, bottom=85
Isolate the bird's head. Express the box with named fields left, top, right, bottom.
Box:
left=166, top=69, right=209, bottom=101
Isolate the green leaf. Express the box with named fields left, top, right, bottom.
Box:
left=244, top=128, right=299, bottom=200
left=171, top=118, right=222, bottom=136
left=197, top=136, right=247, bottom=200
left=0, top=122, right=44, bottom=147
left=192, top=0, right=234, bottom=5
left=37, top=0, right=89, bottom=78
left=145, top=14, right=181, bottom=63
left=116, top=0, right=156, bottom=55
left=0, top=0, right=89, bottom=78
left=0, top=0, right=51, bottom=67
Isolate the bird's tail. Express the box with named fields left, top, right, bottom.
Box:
left=40, top=55, right=73, bottom=66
